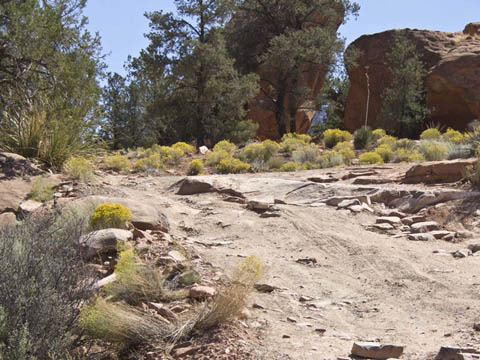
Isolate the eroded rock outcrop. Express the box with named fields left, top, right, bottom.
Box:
left=345, top=23, right=480, bottom=132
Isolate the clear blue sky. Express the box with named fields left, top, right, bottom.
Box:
left=84, top=0, right=480, bottom=76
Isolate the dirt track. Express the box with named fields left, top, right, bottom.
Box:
left=100, top=168, right=480, bottom=359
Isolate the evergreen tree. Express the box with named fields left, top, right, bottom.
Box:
left=140, top=0, right=259, bottom=146
left=227, top=0, right=359, bottom=137
left=377, top=32, right=429, bottom=138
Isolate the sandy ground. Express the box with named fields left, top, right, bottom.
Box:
left=96, top=168, right=480, bottom=359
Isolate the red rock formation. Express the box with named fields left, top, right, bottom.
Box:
left=344, top=23, right=480, bottom=132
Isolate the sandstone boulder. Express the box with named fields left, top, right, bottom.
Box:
left=345, top=24, right=480, bottom=132
left=79, top=228, right=133, bottom=259
left=351, top=342, right=404, bottom=359
left=435, top=346, right=480, bottom=360
left=403, top=159, right=478, bottom=184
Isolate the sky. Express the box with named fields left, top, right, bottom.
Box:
left=84, top=0, right=480, bottom=76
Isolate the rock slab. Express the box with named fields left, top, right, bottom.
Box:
left=351, top=342, right=404, bottom=359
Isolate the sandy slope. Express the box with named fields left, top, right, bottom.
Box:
left=100, top=169, right=480, bottom=359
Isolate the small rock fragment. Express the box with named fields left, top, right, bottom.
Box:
left=372, top=223, right=394, bottom=231
left=254, top=283, right=276, bottom=293
left=351, top=342, right=404, bottom=359
left=408, top=233, right=436, bottom=241
left=468, top=243, right=480, bottom=253
left=456, top=230, right=474, bottom=239
left=189, top=285, right=216, bottom=299
left=19, top=200, right=43, bottom=215
left=376, top=216, right=402, bottom=226
left=411, top=221, right=440, bottom=233
left=338, top=199, right=360, bottom=209
left=453, top=249, right=472, bottom=258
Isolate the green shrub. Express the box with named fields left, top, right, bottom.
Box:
left=420, top=128, right=442, bottom=140
left=442, top=128, right=465, bottom=144
left=334, top=142, right=355, bottom=165
left=28, top=175, right=55, bottom=202
left=419, top=141, right=448, bottom=161
left=375, top=144, right=394, bottom=163
left=133, top=154, right=165, bottom=172
left=279, top=135, right=307, bottom=154
left=292, top=144, right=319, bottom=164
left=172, top=141, right=195, bottom=155
left=104, top=153, right=130, bottom=171
left=216, top=158, right=251, bottom=174
left=406, top=152, right=425, bottom=162
left=359, top=152, right=384, bottom=165
left=372, top=128, right=387, bottom=141
left=394, top=148, right=424, bottom=162
left=63, top=156, right=94, bottom=183
left=188, top=159, right=204, bottom=175
left=279, top=161, right=300, bottom=172
left=89, top=203, right=132, bottom=230
left=318, top=151, right=344, bottom=168
left=213, top=140, right=236, bottom=155
left=205, top=149, right=230, bottom=166
left=323, top=129, right=353, bottom=148
left=378, top=135, right=397, bottom=148
left=267, top=156, right=285, bottom=170
left=353, top=126, right=374, bottom=150
left=0, top=210, right=93, bottom=359
left=395, top=138, right=416, bottom=150
left=447, top=143, right=473, bottom=160
left=242, top=140, right=280, bottom=164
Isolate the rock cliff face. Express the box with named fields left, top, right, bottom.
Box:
left=344, top=23, right=480, bottom=132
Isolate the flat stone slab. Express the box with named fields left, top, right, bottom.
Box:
left=372, top=223, right=394, bottom=231
left=351, top=342, right=404, bottom=359
left=435, top=346, right=480, bottom=360
left=408, top=233, right=436, bottom=241
left=467, top=243, right=480, bottom=253
left=430, top=230, right=455, bottom=239
left=411, top=221, right=440, bottom=233
left=376, top=216, right=402, bottom=225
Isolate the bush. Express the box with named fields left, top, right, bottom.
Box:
left=267, top=156, right=285, bottom=171
left=193, top=256, right=262, bottom=332
left=172, top=141, right=195, bottom=155
left=80, top=297, right=172, bottom=346
left=242, top=140, right=280, bottom=164
left=158, top=146, right=184, bottom=165
left=394, top=148, right=424, bottom=163
left=395, top=138, right=416, bottom=150
left=205, top=149, right=230, bottom=166
left=419, top=141, right=448, bottom=161
left=89, top=203, right=132, bottom=230
left=353, top=126, right=374, bottom=150
left=0, top=209, right=93, bottom=359
left=279, top=161, right=300, bottom=172
left=359, top=152, right=384, bottom=165
left=213, top=140, right=236, bottom=155
left=318, top=151, right=344, bottom=168
left=375, top=144, right=394, bottom=163
left=28, top=175, right=55, bottom=202
left=378, top=135, right=397, bottom=148
left=104, top=153, right=130, bottom=172
left=292, top=144, right=319, bottom=164
left=188, top=159, right=204, bottom=175
left=279, top=134, right=308, bottom=154
left=372, top=128, right=387, bottom=141
left=133, top=154, right=165, bottom=172
left=63, top=156, right=94, bottom=183
left=216, top=158, right=251, bottom=174
left=323, top=129, right=353, bottom=148
left=447, top=143, right=473, bottom=160
left=420, top=128, right=442, bottom=140
left=334, top=143, right=355, bottom=165
left=443, top=128, right=465, bottom=144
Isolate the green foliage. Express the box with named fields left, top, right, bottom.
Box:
left=372, top=129, right=387, bottom=141
left=0, top=0, right=102, bottom=169
left=172, top=142, right=196, bottom=155
left=446, top=143, right=473, bottom=160
left=213, top=140, right=237, bottom=155
left=377, top=32, right=429, bottom=138
left=216, top=158, right=251, bottom=174
left=63, top=156, right=94, bottom=183
left=28, top=175, right=55, bottom=202
left=241, top=141, right=280, bottom=170
left=104, top=153, right=130, bottom=172
left=318, top=151, right=344, bottom=168
left=443, top=128, right=465, bottom=144
left=359, top=152, right=384, bottom=165
left=394, top=148, right=424, bottom=162
left=188, top=159, right=204, bottom=175
left=375, top=144, right=395, bottom=163
left=133, top=154, right=165, bottom=172
left=89, top=203, right=133, bottom=230
left=292, top=144, right=320, bottom=164
left=0, top=209, right=93, bottom=359
left=280, top=134, right=308, bottom=154
left=323, top=129, right=353, bottom=148
left=419, top=141, right=449, bottom=161
left=267, top=156, right=286, bottom=171
left=420, top=128, right=442, bottom=140
left=378, top=135, right=397, bottom=148
left=353, top=126, right=374, bottom=150
left=205, top=149, right=230, bottom=167
left=279, top=161, right=301, bottom=172
left=395, top=138, right=417, bottom=150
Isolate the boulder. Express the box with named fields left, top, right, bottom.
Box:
left=435, top=346, right=480, bottom=360
left=0, top=212, right=17, bottom=228
left=189, top=285, right=216, bottom=299
left=198, top=146, right=209, bottom=155
left=376, top=216, right=402, bottom=226
left=72, top=196, right=170, bottom=232
left=177, top=178, right=215, bottom=195
left=453, top=248, right=472, bottom=258
left=403, top=159, right=478, bottom=184
left=18, top=200, right=43, bottom=215
left=408, top=233, right=436, bottom=241
left=467, top=243, right=480, bottom=253
left=345, top=25, right=480, bottom=132
left=351, top=342, right=404, bottom=359
left=79, top=229, right=133, bottom=259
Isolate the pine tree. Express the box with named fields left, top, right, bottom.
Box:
left=377, top=32, right=429, bottom=138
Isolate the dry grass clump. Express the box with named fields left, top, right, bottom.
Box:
left=28, top=175, right=55, bottom=202
left=80, top=298, right=173, bottom=346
